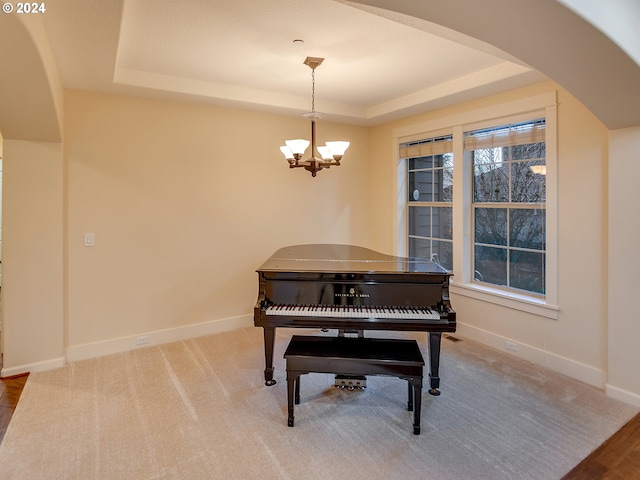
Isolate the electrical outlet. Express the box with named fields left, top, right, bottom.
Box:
left=135, top=335, right=150, bottom=345
left=505, top=340, right=519, bottom=352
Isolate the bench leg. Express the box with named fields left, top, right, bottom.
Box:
left=287, top=372, right=301, bottom=427
left=407, top=380, right=414, bottom=411
left=413, top=377, right=423, bottom=435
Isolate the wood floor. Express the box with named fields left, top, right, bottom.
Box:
left=0, top=373, right=639, bottom=477
left=562, top=411, right=640, bottom=479
left=0, top=374, right=28, bottom=444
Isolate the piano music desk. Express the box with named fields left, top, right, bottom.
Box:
left=284, top=335, right=425, bottom=435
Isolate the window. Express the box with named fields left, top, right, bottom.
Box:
left=396, top=92, right=557, bottom=314
left=465, top=120, right=546, bottom=295
left=402, top=135, right=453, bottom=270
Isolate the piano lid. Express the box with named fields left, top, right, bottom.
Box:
left=257, top=244, right=449, bottom=274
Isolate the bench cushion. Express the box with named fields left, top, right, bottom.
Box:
left=284, top=335, right=424, bottom=364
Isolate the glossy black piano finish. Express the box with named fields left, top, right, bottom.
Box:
left=253, top=244, right=456, bottom=393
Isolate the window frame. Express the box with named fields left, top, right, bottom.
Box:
left=394, top=92, right=559, bottom=319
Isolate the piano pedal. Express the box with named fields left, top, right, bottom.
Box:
left=334, top=375, right=366, bottom=390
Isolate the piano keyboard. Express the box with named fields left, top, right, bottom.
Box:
left=266, top=304, right=441, bottom=320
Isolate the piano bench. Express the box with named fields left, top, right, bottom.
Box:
left=284, top=335, right=425, bottom=435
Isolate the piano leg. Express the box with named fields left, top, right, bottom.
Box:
left=263, top=327, right=277, bottom=386
left=428, top=332, right=442, bottom=396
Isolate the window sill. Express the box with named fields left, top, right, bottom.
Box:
left=450, top=282, right=560, bottom=319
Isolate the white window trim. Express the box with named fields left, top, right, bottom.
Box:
left=394, top=92, right=559, bottom=319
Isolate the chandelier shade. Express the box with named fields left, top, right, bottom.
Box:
left=325, top=141, right=350, bottom=157
left=284, top=139, right=310, bottom=157
left=316, top=146, right=332, bottom=160
left=280, top=57, right=350, bottom=177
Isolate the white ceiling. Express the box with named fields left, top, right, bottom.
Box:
left=42, top=0, right=547, bottom=125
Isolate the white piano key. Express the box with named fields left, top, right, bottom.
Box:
left=266, top=304, right=441, bottom=320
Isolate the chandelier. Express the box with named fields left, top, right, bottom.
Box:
left=280, top=57, right=350, bottom=177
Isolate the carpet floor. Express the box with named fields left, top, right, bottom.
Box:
left=0, top=327, right=637, bottom=480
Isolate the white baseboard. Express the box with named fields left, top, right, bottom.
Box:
left=605, top=384, right=640, bottom=408
left=455, top=322, right=606, bottom=390
left=1, top=356, right=66, bottom=378
left=66, top=314, right=254, bottom=364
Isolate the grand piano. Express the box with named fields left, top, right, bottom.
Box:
left=253, top=244, right=456, bottom=395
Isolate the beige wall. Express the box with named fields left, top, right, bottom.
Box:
left=2, top=140, right=64, bottom=372
left=63, top=90, right=371, bottom=358
left=369, top=81, right=616, bottom=391
left=608, top=126, right=640, bottom=401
